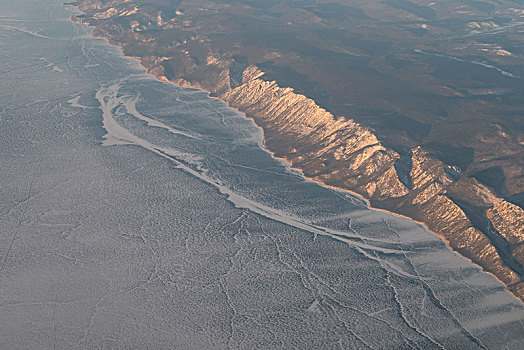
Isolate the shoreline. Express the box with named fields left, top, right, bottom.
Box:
left=70, top=12, right=523, bottom=303
left=262, top=136, right=524, bottom=303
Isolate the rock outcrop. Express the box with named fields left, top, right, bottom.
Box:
left=222, top=66, right=524, bottom=299
left=221, top=66, right=409, bottom=201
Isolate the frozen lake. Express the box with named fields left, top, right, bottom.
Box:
left=0, top=0, right=523, bottom=349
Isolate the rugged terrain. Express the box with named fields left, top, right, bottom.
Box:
left=69, top=0, right=524, bottom=300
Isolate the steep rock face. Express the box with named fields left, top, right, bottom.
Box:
left=408, top=147, right=455, bottom=205
left=488, top=201, right=524, bottom=260
left=221, top=67, right=409, bottom=201
left=221, top=66, right=523, bottom=298
left=222, top=66, right=523, bottom=298
left=487, top=199, right=524, bottom=299
left=416, top=193, right=521, bottom=288
left=450, top=179, right=524, bottom=266
left=397, top=151, right=523, bottom=294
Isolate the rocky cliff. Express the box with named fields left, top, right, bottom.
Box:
left=68, top=0, right=524, bottom=301
left=224, top=66, right=524, bottom=300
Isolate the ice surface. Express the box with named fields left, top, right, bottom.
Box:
left=0, top=1, right=523, bottom=349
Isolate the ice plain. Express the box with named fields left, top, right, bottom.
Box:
left=0, top=0, right=523, bottom=349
